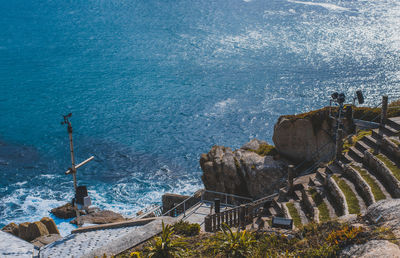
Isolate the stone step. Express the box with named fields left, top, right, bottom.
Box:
left=293, top=201, right=309, bottom=226
left=383, top=124, right=400, bottom=136
left=348, top=146, right=364, bottom=163
left=388, top=117, right=400, bottom=131
left=364, top=151, right=400, bottom=198
left=315, top=186, right=337, bottom=219
left=342, top=152, right=353, bottom=164
left=355, top=140, right=370, bottom=153
left=326, top=163, right=343, bottom=175
left=302, top=189, right=319, bottom=223
left=361, top=135, right=378, bottom=149
left=339, top=176, right=367, bottom=213
left=342, top=165, right=375, bottom=206
left=350, top=164, right=391, bottom=201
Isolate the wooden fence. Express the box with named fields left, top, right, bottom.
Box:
left=204, top=193, right=278, bottom=232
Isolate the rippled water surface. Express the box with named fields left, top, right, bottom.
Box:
left=0, top=0, right=399, bottom=234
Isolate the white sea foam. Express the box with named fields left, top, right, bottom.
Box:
left=287, top=0, right=351, bottom=12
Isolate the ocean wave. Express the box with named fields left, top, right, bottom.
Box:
left=287, top=0, right=351, bottom=12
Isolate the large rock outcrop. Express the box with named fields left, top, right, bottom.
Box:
left=200, top=139, right=287, bottom=199
left=363, top=199, right=400, bottom=238
left=272, top=108, right=354, bottom=163
left=341, top=240, right=400, bottom=257
left=2, top=217, right=61, bottom=247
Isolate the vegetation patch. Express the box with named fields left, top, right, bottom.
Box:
left=351, top=165, right=386, bottom=201
left=118, top=220, right=397, bottom=258
left=353, top=100, right=400, bottom=122
left=248, top=143, right=277, bottom=157
left=173, top=221, right=200, bottom=237
left=376, top=154, right=400, bottom=182
left=308, top=188, right=330, bottom=222
left=286, top=202, right=302, bottom=228
left=279, top=107, right=332, bottom=134
left=342, top=130, right=372, bottom=152
left=332, top=175, right=361, bottom=214
left=390, top=138, right=400, bottom=147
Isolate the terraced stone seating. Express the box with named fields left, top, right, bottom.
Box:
left=262, top=117, right=400, bottom=229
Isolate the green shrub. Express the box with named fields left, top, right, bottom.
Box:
left=218, top=223, right=255, bottom=258
left=173, top=221, right=200, bottom=236
left=145, top=221, right=186, bottom=258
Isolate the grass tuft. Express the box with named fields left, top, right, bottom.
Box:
left=286, top=202, right=302, bottom=228
left=343, top=130, right=372, bottom=152
left=389, top=138, right=400, bottom=147
left=351, top=165, right=386, bottom=201
left=332, top=175, right=361, bottom=214
left=248, top=143, right=278, bottom=157
left=308, top=188, right=330, bottom=222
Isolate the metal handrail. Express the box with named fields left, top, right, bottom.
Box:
left=136, top=204, right=163, bottom=219
left=161, top=189, right=253, bottom=218
left=201, top=190, right=253, bottom=204
left=162, top=195, right=198, bottom=218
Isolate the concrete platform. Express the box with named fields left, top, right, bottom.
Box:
left=39, top=216, right=176, bottom=258
left=0, top=231, right=39, bottom=258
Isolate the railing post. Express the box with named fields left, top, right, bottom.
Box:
left=183, top=201, right=186, bottom=217
left=214, top=198, right=220, bottom=214
left=217, top=213, right=221, bottom=231
left=239, top=204, right=246, bottom=230
left=212, top=214, right=217, bottom=232
left=205, top=215, right=212, bottom=232
left=335, top=129, right=344, bottom=161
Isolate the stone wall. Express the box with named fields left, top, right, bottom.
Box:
left=326, top=175, right=348, bottom=216
left=382, top=137, right=400, bottom=163
left=363, top=151, right=400, bottom=198
left=343, top=165, right=374, bottom=206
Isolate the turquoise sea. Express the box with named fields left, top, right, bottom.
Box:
left=1, top=0, right=399, bottom=235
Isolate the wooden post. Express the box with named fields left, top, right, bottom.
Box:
left=335, top=129, right=344, bottom=161
left=212, top=214, right=216, bottom=232
left=240, top=205, right=246, bottom=230
left=204, top=215, right=212, bottom=232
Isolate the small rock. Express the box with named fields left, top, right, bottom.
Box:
left=40, top=217, right=60, bottom=235
left=2, top=222, right=19, bottom=236
left=31, top=233, right=62, bottom=248
left=70, top=210, right=126, bottom=225
left=51, top=203, right=83, bottom=219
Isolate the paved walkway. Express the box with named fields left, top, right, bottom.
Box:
left=0, top=231, right=38, bottom=258
left=2, top=202, right=226, bottom=257
left=40, top=217, right=176, bottom=258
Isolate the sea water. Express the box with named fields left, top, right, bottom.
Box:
left=0, top=0, right=399, bottom=235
